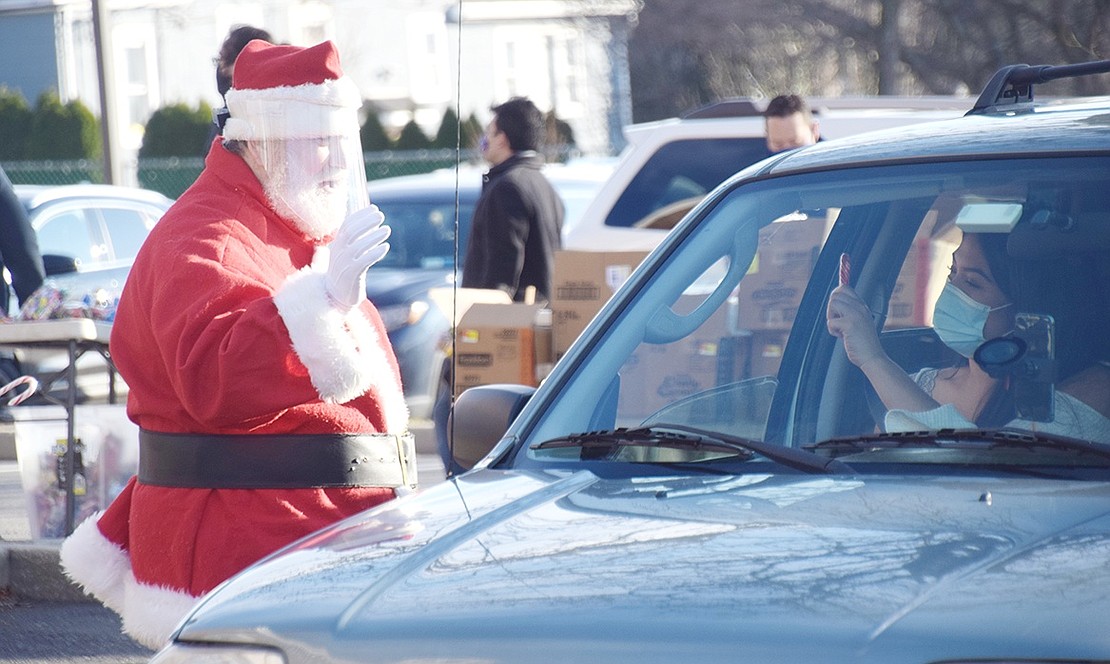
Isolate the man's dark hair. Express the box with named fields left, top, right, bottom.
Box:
left=491, top=97, right=544, bottom=153
left=764, top=94, right=812, bottom=120
left=217, top=25, right=274, bottom=98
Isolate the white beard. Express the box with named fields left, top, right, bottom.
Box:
left=262, top=163, right=349, bottom=240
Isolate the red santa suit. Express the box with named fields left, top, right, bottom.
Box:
left=59, top=40, right=410, bottom=649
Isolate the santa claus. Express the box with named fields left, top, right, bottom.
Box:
left=60, top=39, right=412, bottom=649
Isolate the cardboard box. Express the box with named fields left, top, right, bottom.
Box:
left=454, top=302, right=545, bottom=391
left=615, top=293, right=739, bottom=419
left=551, top=250, right=650, bottom=360
left=748, top=329, right=790, bottom=378
left=731, top=214, right=956, bottom=331
left=427, top=287, right=512, bottom=326
left=885, top=235, right=958, bottom=329
left=735, top=217, right=829, bottom=331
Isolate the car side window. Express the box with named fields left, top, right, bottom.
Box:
left=99, top=206, right=157, bottom=262
left=35, top=209, right=99, bottom=266
left=604, top=138, right=771, bottom=229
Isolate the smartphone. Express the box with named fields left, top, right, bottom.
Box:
left=1012, top=312, right=1055, bottom=422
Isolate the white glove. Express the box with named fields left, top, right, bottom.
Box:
left=324, top=204, right=391, bottom=311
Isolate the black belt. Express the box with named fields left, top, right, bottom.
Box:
left=138, top=429, right=417, bottom=489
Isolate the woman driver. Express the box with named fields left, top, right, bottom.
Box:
left=826, top=231, right=1110, bottom=440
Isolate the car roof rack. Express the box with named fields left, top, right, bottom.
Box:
left=968, top=59, right=1110, bottom=115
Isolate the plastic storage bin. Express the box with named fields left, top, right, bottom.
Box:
left=12, top=405, right=137, bottom=540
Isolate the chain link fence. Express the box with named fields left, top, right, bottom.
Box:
left=3, top=148, right=483, bottom=199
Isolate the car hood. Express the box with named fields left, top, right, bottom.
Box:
left=175, top=470, right=1110, bottom=662
left=364, top=266, right=452, bottom=306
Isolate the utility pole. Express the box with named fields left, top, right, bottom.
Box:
left=91, top=0, right=121, bottom=184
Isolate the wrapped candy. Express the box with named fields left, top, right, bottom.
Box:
left=84, top=289, right=118, bottom=321
left=10, top=285, right=118, bottom=321
left=17, top=285, right=68, bottom=320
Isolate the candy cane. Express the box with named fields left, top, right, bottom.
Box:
left=0, top=375, right=39, bottom=406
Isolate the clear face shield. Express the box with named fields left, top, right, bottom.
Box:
left=226, top=91, right=369, bottom=239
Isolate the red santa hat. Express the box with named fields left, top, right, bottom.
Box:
left=223, top=40, right=362, bottom=141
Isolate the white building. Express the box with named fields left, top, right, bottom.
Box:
left=0, top=0, right=640, bottom=182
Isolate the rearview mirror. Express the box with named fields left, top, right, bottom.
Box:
left=955, top=202, right=1023, bottom=233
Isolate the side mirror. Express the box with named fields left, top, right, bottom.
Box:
left=42, top=254, right=79, bottom=276
left=448, top=384, right=536, bottom=471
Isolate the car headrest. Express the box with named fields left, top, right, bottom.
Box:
left=1007, top=211, right=1110, bottom=259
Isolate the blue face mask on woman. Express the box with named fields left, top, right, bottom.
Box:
left=932, top=282, right=1012, bottom=358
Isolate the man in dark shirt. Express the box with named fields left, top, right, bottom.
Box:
left=0, top=164, right=44, bottom=317
left=763, top=94, right=821, bottom=154
left=461, top=96, right=564, bottom=303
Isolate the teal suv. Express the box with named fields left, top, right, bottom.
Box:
left=154, top=61, right=1110, bottom=663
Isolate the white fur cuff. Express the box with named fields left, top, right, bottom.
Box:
left=60, top=511, right=129, bottom=614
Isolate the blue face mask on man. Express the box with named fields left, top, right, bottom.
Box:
left=932, top=282, right=1012, bottom=358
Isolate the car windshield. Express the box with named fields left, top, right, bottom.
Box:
left=521, top=157, right=1110, bottom=473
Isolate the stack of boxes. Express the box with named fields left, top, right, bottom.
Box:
left=733, top=217, right=830, bottom=379
left=447, top=216, right=956, bottom=404
left=449, top=251, right=646, bottom=393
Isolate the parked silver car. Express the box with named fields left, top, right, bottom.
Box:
left=153, top=62, right=1110, bottom=662
left=15, top=183, right=173, bottom=295
left=5, top=184, right=172, bottom=396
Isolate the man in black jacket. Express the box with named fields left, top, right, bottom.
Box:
left=461, top=97, right=564, bottom=303
left=0, top=164, right=44, bottom=317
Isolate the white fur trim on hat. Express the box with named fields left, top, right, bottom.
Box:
left=224, top=76, right=362, bottom=141
left=274, top=248, right=409, bottom=432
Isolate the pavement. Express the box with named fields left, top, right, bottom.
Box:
left=0, top=409, right=445, bottom=603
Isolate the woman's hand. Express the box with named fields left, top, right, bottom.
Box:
left=826, top=284, right=885, bottom=370
left=827, top=284, right=941, bottom=415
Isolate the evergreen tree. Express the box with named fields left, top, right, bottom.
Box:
left=360, top=109, right=391, bottom=151
left=26, top=91, right=100, bottom=160
left=393, top=119, right=432, bottom=150
left=0, top=87, right=32, bottom=160
left=461, top=113, right=483, bottom=151
left=139, top=102, right=213, bottom=158
left=432, top=107, right=461, bottom=149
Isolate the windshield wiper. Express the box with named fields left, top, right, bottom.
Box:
left=533, top=424, right=852, bottom=475
left=807, top=428, right=1110, bottom=463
